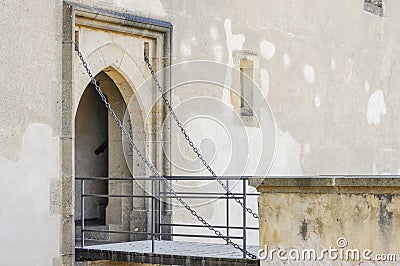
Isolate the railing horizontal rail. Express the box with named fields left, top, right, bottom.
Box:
left=160, top=192, right=259, bottom=196
left=75, top=176, right=264, bottom=180
left=81, top=229, right=245, bottom=240
left=83, top=193, right=245, bottom=199
left=160, top=223, right=259, bottom=231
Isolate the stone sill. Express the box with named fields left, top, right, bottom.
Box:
left=249, top=176, right=400, bottom=193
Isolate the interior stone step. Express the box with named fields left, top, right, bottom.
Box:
left=75, top=224, right=110, bottom=241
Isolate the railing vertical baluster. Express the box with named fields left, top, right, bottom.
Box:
left=151, top=178, right=156, bottom=253
left=81, top=179, right=85, bottom=248
left=226, top=179, right=229, bottom=245
left=242, top=178, right=247, bottom=258
left=158, top=178, right=162, bottom=241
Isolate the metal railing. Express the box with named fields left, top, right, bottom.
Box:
left=75, top=176, right=259, bottom=258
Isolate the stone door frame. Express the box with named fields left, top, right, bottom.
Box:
left=61, top=2, right=172, bottom=262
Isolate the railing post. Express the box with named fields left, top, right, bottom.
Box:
left=158, top=178, right=162, bottom=241
left=226, top=179, right=229, bottom=245
left=242, top=178, right=247, bottom=258
left=81, top=179, right=85, bottom=247
left=151, top=178, right=156, bottom=253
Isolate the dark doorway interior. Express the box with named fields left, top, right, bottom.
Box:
left=75, top=82, right=109, bottom=225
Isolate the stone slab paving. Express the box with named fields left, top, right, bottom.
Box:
left=76, top=240, right=260, bottom=265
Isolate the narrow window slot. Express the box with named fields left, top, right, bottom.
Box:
left=144, top=42, right=150, bottom=59
left=75, top=29, right=80, bottom=48
left=239, top=59, right=254, bottom=117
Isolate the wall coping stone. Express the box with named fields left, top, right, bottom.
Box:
left=249, top=176, right=400, bottom=190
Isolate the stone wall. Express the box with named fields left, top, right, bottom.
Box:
left=251, top=177, right=400, bottom=265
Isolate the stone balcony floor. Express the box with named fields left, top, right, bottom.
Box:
left=76, top=240, right=259, bottom=266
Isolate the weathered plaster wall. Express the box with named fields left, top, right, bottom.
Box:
left=159, top=0, right=400, bottom=176
left=155, top=0, right=400, bottom=247
left=0, top=0, right=64, bottom=265
left=0, top=1, right=62, bottom=162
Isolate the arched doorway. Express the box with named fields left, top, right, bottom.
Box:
left=75, top=70, right=147, bottom=243
left=75, top=79, right=109, bottom=225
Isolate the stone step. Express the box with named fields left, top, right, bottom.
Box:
left=75, top=224, right=110, bottom=241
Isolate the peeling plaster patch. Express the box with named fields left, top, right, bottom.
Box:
left=283, top=53, right=290, bottom=66
left=214, top=45, right=223, bottom=63
left=260, top=68, right=269, bottom=97
left=269, top=128, right=303, bottom=175
left=180, top=41, right=192, bottom=58
left=365, top=80, right=370, bottom=92
left=224, top=19, right=245, bottom=66
left=367, top=90, right=386, bottom=125
left=210, top=27, right=219, bottom=41
left=303, top=65, right=315, bottom=83
left=260, top=40, right=275, bottom=60
left=0, top=124, right=60, bottom=265
left=304, top=143, right=310, bottom=154
left=330, top=57, right=336, bottom=71
left=314, top=95, right=321, bottom=107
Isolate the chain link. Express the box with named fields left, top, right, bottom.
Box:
left=74, top=44, right=257, bottom=260
left=143, top=52, right=259, bottom=219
